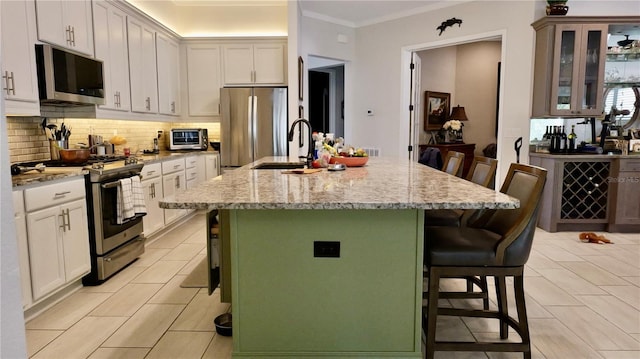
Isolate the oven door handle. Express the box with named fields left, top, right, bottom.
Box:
left=102, top=180, right=121, bottom=189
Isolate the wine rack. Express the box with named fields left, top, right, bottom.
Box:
left=561, top=161, right=610, bottom=219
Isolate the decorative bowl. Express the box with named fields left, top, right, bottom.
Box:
left=329, top=156, right=368, bottom=167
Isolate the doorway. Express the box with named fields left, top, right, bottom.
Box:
left=307, top=56, right=345, bottom=138
left=402, top=32, right=506, bottom=182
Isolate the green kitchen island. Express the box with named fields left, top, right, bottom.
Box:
left=160, top=156, right=518, bottom=358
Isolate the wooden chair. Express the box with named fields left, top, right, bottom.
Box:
left=423, top=163, right=547, bottom=359
left=441, top=151, right=464, bottom=177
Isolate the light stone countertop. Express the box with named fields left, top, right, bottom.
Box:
left=529, top=152, right=640, bottom=160
left=12, top=167, right=88, bottom=188
left=159, top=156, right=519, bottom=210
left=11, top=150, right=219, bottom=188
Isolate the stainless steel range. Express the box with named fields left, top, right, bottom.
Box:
left=82, top=158, right=146, bottom=284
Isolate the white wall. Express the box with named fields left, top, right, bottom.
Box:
left=351, top=1, right=536, bottom=182
left=0, top=2, right=29, bottom=352
left=455, top=41, right=502, bottom=157
left=297, top=15, right=356, bottom=154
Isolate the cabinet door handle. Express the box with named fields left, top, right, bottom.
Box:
left=65, top=25, right=72, bottom=45
left=150, top=182, right=155, bottom=198
left=65, top=208, right=71, bottom=231
left=146, top=97, right=151, bottom=111
left=8, top=71, right=15, bottom=95
left=59, top=212, right=66, bottom=232
left=175, top=176, right=180, bottom=189
left=171, top=101, right=175, bottom=113
left=58, top=209, right=71, bottom=232
left=71, top=26, right=76, bottom=46
left=54, top=191, right=71, bottom=197
left=2, top=71, right=9, bottom=95
left=2, top=71, right=14, bottom=95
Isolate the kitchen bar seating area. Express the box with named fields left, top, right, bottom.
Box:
left=22, top=212, right=639, bottom=358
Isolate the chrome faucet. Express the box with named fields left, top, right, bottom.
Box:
left=288, top=118, right=314, bottom=168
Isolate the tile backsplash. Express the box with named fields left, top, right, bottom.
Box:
left=6, top=117, right=220, bottom=163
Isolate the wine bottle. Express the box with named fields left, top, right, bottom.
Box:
left=543, top=126, right=550, bottom=140
left=568, top=125, right=577, bottom=152
left=561, top=126, right=568, bottom=153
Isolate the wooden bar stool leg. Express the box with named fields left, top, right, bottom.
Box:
left=425, top=268, right=441, bottom=359
left=495, top=275, right=509, bottom=339
left=515, top=274, right=532, bottom=359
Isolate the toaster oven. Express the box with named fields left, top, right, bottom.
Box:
left=169, top=128, right=208, bottom=150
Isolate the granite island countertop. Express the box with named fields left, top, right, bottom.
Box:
left=159, top=156, right=519, bottom=210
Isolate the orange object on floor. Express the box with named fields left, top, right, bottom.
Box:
left=579, top=232, right=613, bottom=244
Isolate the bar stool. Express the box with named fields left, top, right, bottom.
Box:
left=423, top=163, right=547, bottom=359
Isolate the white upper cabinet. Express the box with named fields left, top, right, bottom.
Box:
left=1, top=0, right=40, bottom=116
left=156, top=33, right=180, bottom=116
left=223, top=43, right=286, bottom=85
left=184, top=43, right=223, bottom=118
left=34, top=0, right=94, bottom=56
left=128, top=17, right=158, bottom=114
left=93, top=1, right=131, bottom=112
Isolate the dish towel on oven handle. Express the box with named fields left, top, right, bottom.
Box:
left=116, top=178, right=135, bottom=224
left=131, top=175, right=147, bottom=216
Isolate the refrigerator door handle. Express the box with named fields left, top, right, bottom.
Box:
left=247, top=95, right=254, bottom=163
left=252, top=95, right=259, bottom=161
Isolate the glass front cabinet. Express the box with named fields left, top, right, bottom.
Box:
left=551, top=24, right=607, bottom=116
left=532, top=18, right=609, bottom=117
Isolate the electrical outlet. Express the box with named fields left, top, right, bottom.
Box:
left=314, top=241, right=340, bottom=258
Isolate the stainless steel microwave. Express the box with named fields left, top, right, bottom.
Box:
left=35, top=44, right=105, bottom=105
left=169, top=128, right=209, bottom=150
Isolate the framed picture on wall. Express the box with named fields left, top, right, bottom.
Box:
left=424, top=91, right=450, bottom=130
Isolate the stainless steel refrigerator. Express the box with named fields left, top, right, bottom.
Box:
left=220, top=87, right=288, bottom=167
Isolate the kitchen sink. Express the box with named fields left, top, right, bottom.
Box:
left=252, top=162, right=305, bottom=169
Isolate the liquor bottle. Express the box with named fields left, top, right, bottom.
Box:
left=568, top=125, right=577, bottom=152
left=560, top=126, right=568, bottom=152
left=549, top=126, right=555, bottom=153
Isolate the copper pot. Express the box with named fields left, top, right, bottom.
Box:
left=59, top=149, right=90, bottom=164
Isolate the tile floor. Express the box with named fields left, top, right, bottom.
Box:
left=24, top=213, right=639, bottom=358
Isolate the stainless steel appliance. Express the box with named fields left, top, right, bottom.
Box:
left=220, top=87, right=288, bottom=167
left=83, top=159, right=145, bottom=284
left=35, top=44, right=105, bottom=105
left=169, top=128, right=208, bottom=150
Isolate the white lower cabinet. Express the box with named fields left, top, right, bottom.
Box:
left=13, top=190, right=32, bottom=309
left=162, top=158, right=186, bottom=225
left=204, top=154, right=220, bottom=180
left=141, top=163, right=164, bottom=237
left=185, top=155, right=206, bottom=189
left=24, top=178, right=90, bottom=302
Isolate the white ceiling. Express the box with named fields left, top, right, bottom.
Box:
left=297, top=0, right=468, bottom=28
left=160, top=0, right=465, bottom=28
